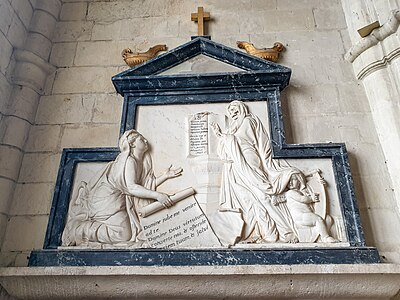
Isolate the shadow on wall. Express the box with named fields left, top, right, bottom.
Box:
left=279, top=87, right=294, bottom=144
left=348, top=152, right=375, bottom=246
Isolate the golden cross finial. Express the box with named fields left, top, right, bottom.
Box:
left=191, top=7, right=210, bottom=36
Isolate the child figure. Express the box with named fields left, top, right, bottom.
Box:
left=285, top=173, right=337, bottom=243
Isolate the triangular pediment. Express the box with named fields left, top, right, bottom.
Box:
left=158, top=54, right=246, bottom=75
left=112, top=37, right=291, bottom=95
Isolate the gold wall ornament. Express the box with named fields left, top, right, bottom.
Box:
left=121, top=45, right=167, bottom=68
left=237, top=41, right=285, bottom=63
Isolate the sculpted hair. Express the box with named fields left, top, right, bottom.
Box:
left=289, top=171, right=307, bottom=191
left=227, top=100, right=249, bottom=116
left=119, top=130, right=140, bottom=153
left=227, top=101, right=250, bottom=134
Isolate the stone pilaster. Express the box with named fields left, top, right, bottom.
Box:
left=341, top=1, right=400, bottom=210
left=0, top=0, right=61, bottom=249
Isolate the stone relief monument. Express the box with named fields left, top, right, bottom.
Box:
left=61, top=101, right=339, bottom=250
left=29, top=37, right=379, bottom=266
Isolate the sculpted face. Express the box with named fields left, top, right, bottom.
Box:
left=133, top=135, right=148, bottom=152
left=289, top=174, right=300, bottom=190
left=228, top=105, right=240, bottom=120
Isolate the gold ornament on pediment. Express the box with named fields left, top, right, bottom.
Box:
left=121, top=45, right=167, bottom=68
left=237, top=41, right=285, bottom=63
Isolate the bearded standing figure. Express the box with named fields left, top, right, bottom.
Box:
left=212, top=101, right=298, bottom=243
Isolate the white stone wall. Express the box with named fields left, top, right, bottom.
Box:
left=0, top=0, right=36, bottom=265
left=1, top=0, right=400, bottom=267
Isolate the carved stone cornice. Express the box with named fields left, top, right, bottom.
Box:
left=14, top=50, right=55, bottom=75
left=11, top=49, right=56, bottom=94
left=354, top=45, right=400, bottom=80
left=344, top=9, right=400, bottom=80
left=345, top=9, right=400, bottom=63
left=10, top=0, right=60, bottom=94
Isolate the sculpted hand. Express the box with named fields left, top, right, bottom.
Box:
left=313, top=193, right=320, bottom=202
left=312, top=169, right=326, bottom=185
left=163, top=165, right=183, bottom=179
left=157, top=193, right=174, bottom=208
left=211, top=122, right=223, bottom=137
left=155, top=165, right=183, bottom=187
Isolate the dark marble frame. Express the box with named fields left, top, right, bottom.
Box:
left=29, top=37, right=379, bottom=266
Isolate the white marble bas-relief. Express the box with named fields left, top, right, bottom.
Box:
left=285, top=172, right=336, bottom=243
left=209, top=101, right=338, bottom=245
left=61, top=130, right=183, bottom=248
left=62, top=101, right=347, bottom=249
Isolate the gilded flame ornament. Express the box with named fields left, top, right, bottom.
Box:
left=122, top=45, right=167, bottom=68
left=237, top=41, right=285, bottom=63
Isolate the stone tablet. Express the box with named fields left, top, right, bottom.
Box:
left=188, top=113, right=208, bottom=156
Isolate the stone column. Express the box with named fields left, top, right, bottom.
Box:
left=0, top=0, right=61, bottom=247
left=341, top=1, right=400, bottom=208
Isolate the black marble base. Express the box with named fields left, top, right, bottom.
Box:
left=29, top=247, right=380, bottom=267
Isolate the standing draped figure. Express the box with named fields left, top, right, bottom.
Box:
left=212, top=101, right=299, bottom=243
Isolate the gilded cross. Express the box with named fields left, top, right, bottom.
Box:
left=191, top=7, right=210, bottom=36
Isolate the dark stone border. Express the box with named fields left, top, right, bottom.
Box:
left=29, top=247, right=380, bottom=266
left=30, top=37, right=379, bottom=266
left=43, top=148, right=119, bottom=249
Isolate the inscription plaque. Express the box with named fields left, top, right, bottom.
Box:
left=188, top=113, right=209, bottom=156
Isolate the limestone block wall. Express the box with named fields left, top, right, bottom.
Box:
left=1, top=0, right=400, bottom=267
left=0, top=0, right=62, bottom=266
left=0, top=0, right=36, bottom=261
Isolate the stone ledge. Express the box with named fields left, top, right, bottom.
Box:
left=0, top=264, right=400, bottom=299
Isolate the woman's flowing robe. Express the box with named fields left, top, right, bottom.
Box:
left=62, top=151, right=156, bottom=246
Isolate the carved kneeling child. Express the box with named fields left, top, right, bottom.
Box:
left=285, top=174, right=337, bottom=243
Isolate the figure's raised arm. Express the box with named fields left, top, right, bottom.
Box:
left=286, top=190, right=314, bottom=204
left=211, top=122, right=224, bottom=137
left=156, top=165, right=183, bottom=187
